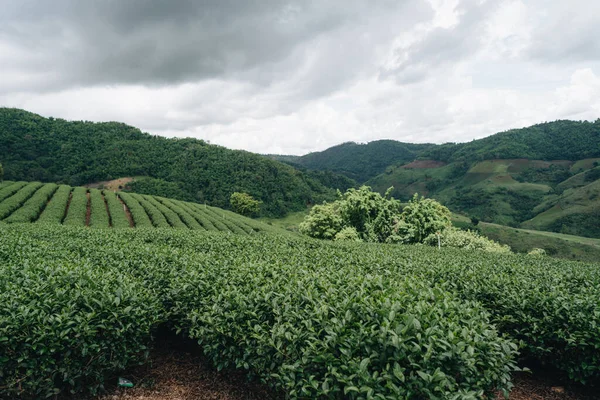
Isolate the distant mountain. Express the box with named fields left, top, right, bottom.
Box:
left=289, top=140, right=435, bottom=182
left=420, top=120, right=600, bottom=162
left=0, top=108, right=338, bottom=217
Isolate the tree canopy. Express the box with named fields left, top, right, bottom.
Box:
left=230, top=192, right=261, bottom=217
left=0, top=108, right=343, bottom=216
left=300, top=186, right=452, bottom=244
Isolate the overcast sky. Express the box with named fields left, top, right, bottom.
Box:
left=1, top=0, right=599, bottom=155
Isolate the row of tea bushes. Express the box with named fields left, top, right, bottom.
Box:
left=1, top=224, right=599, bottom=397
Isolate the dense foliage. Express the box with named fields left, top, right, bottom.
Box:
left=2, top=224, right=599, bottom=398
left=391, top=193, right=452, bottom=244
left=0, top=108, right=338, bottom=216
left=300, top=187, right=453, bottom=245
left=424, top=228, right=511, bottom=253
left=230, top=192, right=261, bottom=217
left=421, top=120, right=600, bottom=163
left=291, top=140, right=434, bottom=182
left=0, top=225, right=523, bottom=398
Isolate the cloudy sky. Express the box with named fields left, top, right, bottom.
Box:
left=1, top=0, right=599, bottom=155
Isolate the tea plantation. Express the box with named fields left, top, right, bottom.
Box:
left=0, top=180, right=272, bottom=233
left=1, top=222, right=599, bottom=399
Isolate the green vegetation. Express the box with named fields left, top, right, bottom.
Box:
left=290, top=140, right=434, bottom=182
left=143, top=194, right=187, bottom=228
left=0, top=181, right=43, bottom=219
left=37, top=185, right=72, bottom=224
left=424, top=228, right=511, bottom=253
left=479, top=222, right=600, bottom=263
left=103, top=190, right=131, bottom=228
left=88, top=188, right=110, bottom=228
left=0, top=181, right=27, bottom=202
left=156, top=196, right=203, bottom=230
left=300, top=187, right=453, bottom=245
left=63, top=186, right=88, bottom=226
left=230, top=192, right=261, bottom=216
left=4, top=183, right=58, bottom=223
left=2, top=224, right=600, bottom=398
left=0, top=108, right=340, bottom=217
left=119, top=192, right=153, bottom=228
left=0, top=181, right=268, bottom=234
left=420, top=120, right=600, bottom=162
left=367, top=157, right=600, bottom=238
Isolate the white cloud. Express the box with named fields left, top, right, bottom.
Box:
left=0, top=0, right=599, bottom=155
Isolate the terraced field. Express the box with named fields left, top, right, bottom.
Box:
left=0, top=181, right=271, bottom=234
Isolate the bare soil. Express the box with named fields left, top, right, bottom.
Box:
left=86, top=177, right=135, bottom=192
left=85, top=191, right=91, bottom=226
left=61, top=190, right=73, bottom=223
left=96, top=335, right=281, bottom=400
left=102, top=191, right=112, bottom=227
left=117, top=194, right=135, bottom=227
left=91, top=334, right=598, bottom=400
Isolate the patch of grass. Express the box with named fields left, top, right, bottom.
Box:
left=258, top=209, right=309, bottom=233
left=479, top=222, right=600, bottom=262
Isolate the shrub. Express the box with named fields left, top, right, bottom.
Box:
left=0, top=182, right=44, bottom=219
left=63, top=187, right=88, bottom=226
left=389, top=193, right=452, bottom=244
left=4, top=183, right=58, bottom=223
left=333, top=226, right=362, bottom=242
left=299, top=202, right=343, bottom=240
left=0, top=230, right=162, bottom=398
left=173, top=240, right=518, bottom=399
left=37, top=185, right=72, bottom=224
left=528, top=248, right=547, bottom=256
left=230, top=192, right=261, bottom=217
left=424, top=228, right=511, bottom=253
left=103, top=190, right=131, bottom=228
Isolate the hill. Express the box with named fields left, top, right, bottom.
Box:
left=0, top=180, right=278, bottom=234
left=282, top=120, right=600, bottom=238
left=0, top=108, right=342, bottom=217
left=286, top=140, right=434, bottom=182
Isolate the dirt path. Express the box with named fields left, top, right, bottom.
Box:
left=117, top=194, right=135, bottom=228
left=86, top=177, right=135, bottom=192
left=61, top=191, right=73, bottom=224
left=95, top=335, right=280, bottom=400
left=102, top=191, right=112, bottom=227
left=85, top=191, right=91, bottom=226
left=496, top=373, right=599, bottom=399
left=89, top=337, right=597, bottom=400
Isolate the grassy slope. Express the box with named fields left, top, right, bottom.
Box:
left=368, top=158, right=600, bottom=237
left=479, top=222, right=600, bottom=263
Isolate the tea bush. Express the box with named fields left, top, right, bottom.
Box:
left=4, top=183, right=57, bottom=223
left=63, top=187, right=88, bottom=226
left=37, top=185, right=72, bottom=223
left=103, top=190, right=131, bottom=228
left=1, top=224, right=599, bottom=398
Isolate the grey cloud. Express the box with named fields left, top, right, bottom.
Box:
left=0, top=0, right=425, bottom=94
left=524, top=0, right=600, bottom=63
left=380, top=0, right=499, bottom=84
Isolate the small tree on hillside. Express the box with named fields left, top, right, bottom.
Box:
left=389, top=193, right=452, bottom=244
left=0, top=163, right=3, bottom=182
left=299, top=202, right=343, bottom=240
left=230, top=192, right=261, bottom=217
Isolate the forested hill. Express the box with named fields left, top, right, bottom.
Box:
left=421, top=120, right=600, bottom=163
left=286, top=120, right=600, bottom=183
left=286, top=140, right=435, bottom=182
left=0, top=108, right=339, bottom=216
